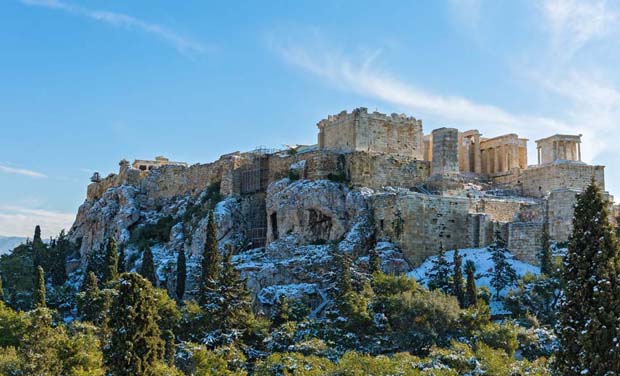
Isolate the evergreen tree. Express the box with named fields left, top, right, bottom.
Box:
left=34, top=265, right=46, bottom=308
left=0, top=273, right=4, bottom=302
left=540, top=224, right=553, bottom=276
left=554, top=182, right=620, bottom=375
left=78, top=272, right=103, bottom=324
left=488, top=230, right=517, bottom=299
left=337, top=253, right=352, bottom=297
left=175, top=250, right=186, bottom=302
left=426, top=243, right=451, bottom=293
left=213, top=246, right=253, bottom=330
left=118, top=245, right=126, bottom=274
left=199, top=211, right=219, bottom=306
left=272, top=295, right=292, bottom=327
left=140, top=247, right=157, bottom=286
left=103, top=237, right=119, bottom=283
left=32, top=225, right=47, bottom=269
left=465, top=260, right=477, bottom=308
left=49, top=230, right=68, bottom=286
left=452, top=249, right=465, bottom=307
left=163, top=329, right=175, bottom=367
left=368, top=246, right=381, bottom=275
left=106, top=273, right=163, bottom=376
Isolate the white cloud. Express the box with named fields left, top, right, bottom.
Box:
left=274, top=40, right=570, bottom=137
left=0, top=205, right=74, bottom=238
left=0, top=163, right=47, bottom=178
left=20, top=0, right=207, bottom=54
left=540, top=0, right=620, bottom=57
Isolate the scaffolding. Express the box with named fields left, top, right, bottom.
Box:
left=235, top=149, right=272, bottom=248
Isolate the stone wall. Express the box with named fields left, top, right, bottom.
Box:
left=431, top=128, right=459, bottom=176
left=371, top=192, right=473, bottom=265
left=317, top=108, right=424, bottom=158
left=470, top=198, right=542, bottom=223
left=508, top=221, right=544, bottom=265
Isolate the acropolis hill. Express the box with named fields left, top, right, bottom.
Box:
left=73, top=107, right=613, bottom=286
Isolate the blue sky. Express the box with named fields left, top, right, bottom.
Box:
left=1, top=0, right=619, bottom=238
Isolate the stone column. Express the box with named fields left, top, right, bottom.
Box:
left=474, top=135, right=482, bottom=174
left=493, top=147, right=499, bottom=174
left=578, top=142, right=582, bottom=161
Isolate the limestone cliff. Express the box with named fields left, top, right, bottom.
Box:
left=67, top=176, right=410, bottom=313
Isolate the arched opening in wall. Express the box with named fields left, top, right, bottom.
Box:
left=307, top=208, right=333, bottom=243
left=270, top=212, right=279, bottom=241
left=139, top=165, right=147, bottom=171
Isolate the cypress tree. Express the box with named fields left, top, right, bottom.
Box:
left=32, top=225, right=46, bottom=269
left=337, top=253, right=352, bottom=297
left=49, top=230, right=68, bottom=286
left=79, top=272, right=102, bottom=323
left=103, top=237, right=119, bottom=283
left=465, top=260, right=477, bottom=308
left=163, top=329, right=175, bottom=367
left=368, top=246, right=381, bottom=275
left=554, top=182, right=620, bottom=375
left=118, top=245, right=126, bottom=274
left=140, top=247, right=157, bottom=286
left=426, top=243, right=451, bottom=293
left=540, top=223, right=553, bottom=276
left=489, top=230, right=517, bottom=299
left=106, top=273, right=163, bottom=376
left=34, top=266, right=46, bottom=308
left=452, top=249, right=465, bottom=307
left=0, top=273, right=4, bottom=302
left=199, top=211, right=219, bottom=306
left=176, top=249, right=186, bottom=301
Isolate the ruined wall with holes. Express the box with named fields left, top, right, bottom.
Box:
left=371, top=192, right=473, bottom=265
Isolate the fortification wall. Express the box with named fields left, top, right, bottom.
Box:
left=508, top=221, right=544, bottom=265
left=317, top=108, right=424, bottom=158
left=470, top=198, right=542, bottom=223
left=371, top=192, right=473, bottom=265
left=493, top=162, right=605, bottom=198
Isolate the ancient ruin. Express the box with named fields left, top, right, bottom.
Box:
left=80, top=107, right=612, bottom=267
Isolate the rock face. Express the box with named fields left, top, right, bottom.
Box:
left=67, top=177, right=412, bottom=314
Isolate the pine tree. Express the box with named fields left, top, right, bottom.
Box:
left=106, top=273, right=163, bottom=376
left=426, top=243, right=451, bottom=293
left=465, top=260, right=477, bottom=308
left=176, top=249, right=186, bottom=301
left=118, top=245, right=126, bottom=274
left=34, top=266, right=46, bottom=308
left=540, top=223, right=553, bottom=276
left=368, top=246, right=381, bottom=275
left=452, top=249, right=465, bottom=307
left=554, top=182, right=620, bottom=375
left=199, top=211, right=220, bottom=306
left=211, top=245, right=253, bottom=330
left=488, top=230, right=517, bottom=299
left=103, top=237, right=119, bottom=283
left=140, top=247, right=157, bottom=286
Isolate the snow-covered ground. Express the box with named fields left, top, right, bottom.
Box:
left=409, top=247, right=540, bottom=314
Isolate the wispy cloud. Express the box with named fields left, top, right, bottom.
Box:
left=20, top=0, right=208, bottom=54
left=0, top=163, right=47, bottom=178
left=540, top=0, right=620, bottom=58
left=273, top=38, right=569, bottom=138
left=0, top=205, right=74, bottom=238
